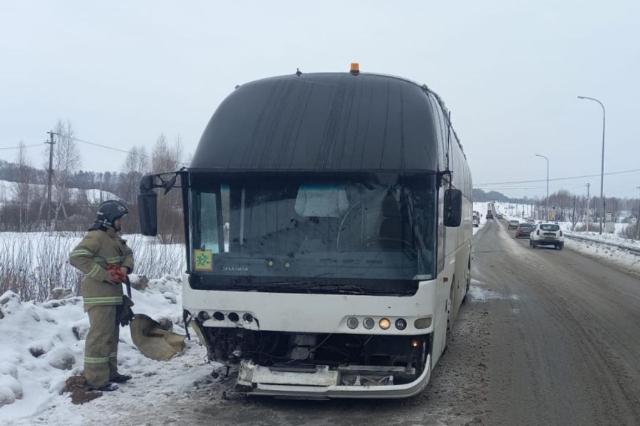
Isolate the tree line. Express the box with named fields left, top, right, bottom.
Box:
left=1, top=120, right=185, bottom=241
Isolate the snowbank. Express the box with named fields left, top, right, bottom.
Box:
left=565, top=238, right=640, bottom=275
left=472, top=202, right=489, bottom=236
left=0, top=276, right=211, bottom=424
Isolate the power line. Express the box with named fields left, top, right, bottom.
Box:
left=0, top=143, right=44, bottom=151
left=70, top=136, right=132, bottom=154
left=476, top=167, right=640, bottom=187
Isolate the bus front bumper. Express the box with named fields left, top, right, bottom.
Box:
left=236, top=355, right=431, bottom=399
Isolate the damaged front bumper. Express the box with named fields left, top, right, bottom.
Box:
left=236, top=355, right=431, bottom=399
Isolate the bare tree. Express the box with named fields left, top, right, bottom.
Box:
left=52, top=120, right=81, bottom=228
left=13, top=141, right=32, bottom=230
left=151, top=134, right=183, bottom=243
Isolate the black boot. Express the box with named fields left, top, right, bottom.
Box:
left=88, top=383, right=119, bottom=392
left=110, top=373, right=132, bottom=383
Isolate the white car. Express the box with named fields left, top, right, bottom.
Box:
left=529, top=223, right=564, bottom=250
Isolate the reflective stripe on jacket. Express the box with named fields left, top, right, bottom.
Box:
left=69, top=228, right=134, bottom=307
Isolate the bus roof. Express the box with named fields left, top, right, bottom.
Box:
left=190, top=72, right=441, bottom=173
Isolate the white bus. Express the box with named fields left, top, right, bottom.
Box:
left=139, top=68, right=472, bottom=398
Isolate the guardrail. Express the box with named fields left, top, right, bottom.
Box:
left=564, top=233, right=640, bottom=255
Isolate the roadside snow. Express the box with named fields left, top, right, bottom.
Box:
left=565, top=239, right=640, bottom=276
left=472, top=202, right=488, bottom=235
left=468, top=280, right=518, bottom=302
left=0, top=276, right=213, bottom=425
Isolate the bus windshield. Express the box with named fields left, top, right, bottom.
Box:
left=190, top=173, right=437, bottom=283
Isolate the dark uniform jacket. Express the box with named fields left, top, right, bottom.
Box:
left=69, top=227, right=134, bottom=308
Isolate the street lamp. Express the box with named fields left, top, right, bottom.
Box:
left=577, top=95, right=606, bottom=234
left=535, top=154, right=549, bottom=221
left=636, top=186, right=640, bottom=240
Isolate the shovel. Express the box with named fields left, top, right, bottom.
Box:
left=121, top=276, right=186, bottom=361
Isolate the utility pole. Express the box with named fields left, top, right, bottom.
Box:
left=46, top=131, right=56, bottom=229
left=586, top=183, right=590, bottom=232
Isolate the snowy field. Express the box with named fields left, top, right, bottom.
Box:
left=0, top=231, right=204, bottom=424
left=0, top=275, right=216, bottom=425
left=0, top=180, right=118, bottom=205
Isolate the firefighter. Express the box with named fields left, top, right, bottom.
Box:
left=69, top=200, right=134, bottom=391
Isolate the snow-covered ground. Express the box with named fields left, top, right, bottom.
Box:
left=0, top=276, right=215, bottom=425
left=472, top=202, right=489, bottom=236
left=565, top=236, right=640, bottom=274
left=0, top=229, right=204, bottom=424
left=0, top=180, right=118, bottom=205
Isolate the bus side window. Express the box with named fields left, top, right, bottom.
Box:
left=437, top=182, right=446, bottom=273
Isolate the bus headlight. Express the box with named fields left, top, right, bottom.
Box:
left=395, top=318, right=407, bottom=330
left=379, top=318, right=391, bottom=330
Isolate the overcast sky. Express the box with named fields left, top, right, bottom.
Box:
left=1, top=0, right=639, bottom=198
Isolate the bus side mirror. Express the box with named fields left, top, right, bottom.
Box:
left=444, top=189, right=462, bottom=227
left=138, top=175, right=158, bottom=236
left=138, top=191, right=158, bottom=236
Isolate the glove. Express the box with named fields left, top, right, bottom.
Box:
left=107, top=264, right=127, bottom=284
left=117, top=295, right=135, bottom=326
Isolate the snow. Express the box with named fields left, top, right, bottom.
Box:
left=472, top=202, right=489, bottom=235
left=0, top=229, right=207, bottom=424
left=0, top=275, right=214, bottom=425
left=564, top=238, right=640, bottom=275
left=468, top=279, right=519, bottom=302
left=0, top=180, right=119, bottom=205
left=0, top=232, right=184, bottom=301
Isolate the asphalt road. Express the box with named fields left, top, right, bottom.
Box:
left=476, top=219, right=640, bottom=426
left=82, top=219, right=640, bottom=426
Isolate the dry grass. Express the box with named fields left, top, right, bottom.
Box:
left=0, top=232, right=185, bottom=302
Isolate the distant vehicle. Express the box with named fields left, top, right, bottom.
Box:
left=507, top=220, right=519, bottom=229
left=515, top=223, right=535, bottom=238
left=472, top=214, right=480, bottom=227
left=486, top=211, right=494, bottom=219
left=529, top=223, right=564, bottom=249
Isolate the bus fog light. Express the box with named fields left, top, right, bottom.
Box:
left=414, top=316, right=432, bottom=329
left=363, top=317, right=375, bottom=329
left=379, top=318, right=391, bottom=330
left=395, top=318, right=407, bottom=330
left=346, top=317, right=359, bottom=329
left=410, top=339, right=421, bottom=348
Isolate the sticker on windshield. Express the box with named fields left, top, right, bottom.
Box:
left=194, top=249, right=213, bottom=271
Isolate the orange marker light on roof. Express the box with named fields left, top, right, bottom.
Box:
left=350, top=63, right=360, bottom=75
